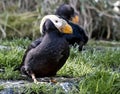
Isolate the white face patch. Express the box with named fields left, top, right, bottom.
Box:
left=40, top=15, right=67, bottom=34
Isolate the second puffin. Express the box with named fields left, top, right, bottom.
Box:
left=20, top=15, right=72, bottom=84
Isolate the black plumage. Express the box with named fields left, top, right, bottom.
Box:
left=19, top=15, right=72, bottom=83
left=14, top=37, right=43, bottom=71
left=63, top=20, right=88, bottom=51
left=55, top=4, right=76, bottom=21
left=14, top=4, right=88, bottom=72
left=55, top=4, right=88, bottom=51
left=19, top=4, right=88, bottom=56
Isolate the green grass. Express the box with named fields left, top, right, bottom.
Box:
left=13, top=82, right=79, bottom=94
left=79, top=69, right=120, bottom=94
left=58, top=46, right=120, bottom=77
left=0, top=67, right=21, bottom=80
left=0, top=85, right=4, bottom=91
left=0, top=38, right=31, bottom=48
left=21, top=83, right=65, bottom=94
left=0, top=39, right=120, bottom=93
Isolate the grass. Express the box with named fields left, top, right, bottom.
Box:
left=21, top=83, right=66, bottom=94
left=0, top=67, right=21, bottom=80
left=0, top=11, right=40, bottom=39
left=0, top=85, right=4, bottom=91
left=79, top=69, right=120, bottom=94
left=0, top=38, right=120, bottom=93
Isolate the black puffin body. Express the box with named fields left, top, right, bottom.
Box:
left=18, top=4, right=88, bottom=59
left=63, top=20, right=88, bottom=51
left=14, top=4, right=88, bottom=73
left=21, top=26, right=69, bottom=77
left=20, top=15, right=72, bottom=83
left=23, top=4, right=88, bottom=54
left=55, top=4, right=88, bottom=51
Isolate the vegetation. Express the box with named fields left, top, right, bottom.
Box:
left=0, top=85, right=4, bottom=91
left=21, top=84, right=66, bottom=94
left=0, top=38, right=120, bottom=93
left=0, top=0, right=120, bottom=93
left=0, top=0, right=120, bottom=40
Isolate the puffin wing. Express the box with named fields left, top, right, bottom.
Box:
left=14, top=37, right=43, bottom=71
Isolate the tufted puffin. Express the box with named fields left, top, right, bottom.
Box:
left=21, top=4, right=88, bottom=54
left=18, top=4, right=88, bottom=62
left=20, top=15, right=72, bottom=83
left=55, top=4, right=88, bottom=51
left=55, top=4, right=79, bottom=24
left=14, top=4, right=88, bottom=72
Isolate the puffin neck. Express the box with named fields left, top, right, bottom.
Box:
left=45, top=30, right=63, bottom=37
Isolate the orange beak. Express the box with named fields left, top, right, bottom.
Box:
left=60, top=24, right=73, bottom=34
left=71, top=15, right=79, bottom=24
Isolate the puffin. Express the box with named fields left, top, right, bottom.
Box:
left=14, top=4, right=88, bottom=72
left=55, top=4, right=88, bottom=51
left=20, top=15, right=72, bottom=83
left=55, top=4, right=79, bottom=24
left=18, top=4, right=88, bottom=56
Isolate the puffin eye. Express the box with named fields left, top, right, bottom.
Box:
left=55, top=20, right=58, bottom=23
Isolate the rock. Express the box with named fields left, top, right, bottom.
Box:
left=0, top=45, right=10, bottom=50
left=60, top=82, right=74, bottom=92
left=0, top=69, right=4, bottom=73
left=0, top=77, right=80, bottom=94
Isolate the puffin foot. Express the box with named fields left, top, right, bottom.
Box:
left=50, top=77, right=57, bottom=83
left=31, top=73, right=39, bottom=84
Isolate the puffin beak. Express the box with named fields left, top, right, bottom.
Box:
left=71, top=14, right=79, bottom=24
left=60, top=24, right=73, bottom=34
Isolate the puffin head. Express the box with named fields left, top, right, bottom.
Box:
left=40, top=15, right=73, bottom=35
left=55, top=4, right=79, bottom=24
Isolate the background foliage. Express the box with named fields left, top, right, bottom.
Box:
left=0, top=0, right=120, bottom=40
